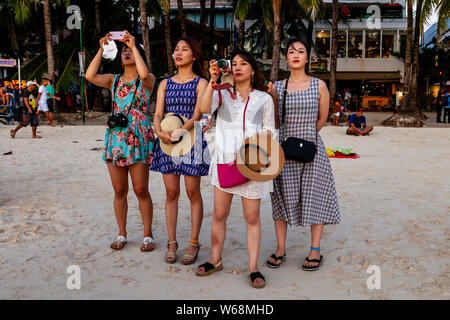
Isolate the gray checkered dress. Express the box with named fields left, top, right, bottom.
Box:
left=271, top=77, right=341, bottom=227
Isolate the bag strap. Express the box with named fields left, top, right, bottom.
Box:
left=282, top=77, right=318, bottom=146
left=124, top=77, right=141, bottom=117
left=111, top=75, right=141, bottom=117
left=111, top=74, right=121, bottom=115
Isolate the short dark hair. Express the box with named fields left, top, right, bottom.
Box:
left=285, top=38, right=311, bottom=74
left=231, top=50, right=268, bottom=92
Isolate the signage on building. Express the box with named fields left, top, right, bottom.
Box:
left=0, top=59, right=17, bottom=67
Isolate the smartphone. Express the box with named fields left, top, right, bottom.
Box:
left=109, top=31, right=126, bottom=40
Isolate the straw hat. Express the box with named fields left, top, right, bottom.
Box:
left=236, top=133, right=285, bottom=182
left=158, top=112, right=195, bottom=157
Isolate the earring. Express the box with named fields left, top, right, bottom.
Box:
left=251, top=74, right=254, bottom=85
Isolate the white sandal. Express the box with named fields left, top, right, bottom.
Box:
left=110, top=235, right=127, bottom=250
left=141, top=237, right=155, bottom=252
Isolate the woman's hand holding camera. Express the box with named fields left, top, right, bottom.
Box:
left=209, top=60, right=220, bottom=83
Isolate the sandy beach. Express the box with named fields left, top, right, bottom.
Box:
left=0, top=122, right=449, bottom=300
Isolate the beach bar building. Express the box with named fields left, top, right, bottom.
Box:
left=308, top=0, right=408, bottom=111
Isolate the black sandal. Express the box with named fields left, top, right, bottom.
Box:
left=195, top=260, right=223, bottom=276
left=302, top=255, right=324, bottom=271
left=265, top=253, right=286, bottom=269
left=248, top=271, right=266, bottom=289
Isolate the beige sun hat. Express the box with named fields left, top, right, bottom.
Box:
left=236, top=133, right=285, bottom=182
left=158, top=112, right=195, bottom=157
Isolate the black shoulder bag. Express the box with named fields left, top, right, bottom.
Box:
left=280, top=77, right=317, bottom=163
left=107, top=75, right=141, bottom=129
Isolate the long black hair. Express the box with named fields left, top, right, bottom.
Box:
left=285, top=38, right=310, bottom=75
left=175, top=37, right=208, bottom=79
left=231, top=50, right=268, bottom=92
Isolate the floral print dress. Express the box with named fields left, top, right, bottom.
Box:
left=102, top=75, right=155, bottom=167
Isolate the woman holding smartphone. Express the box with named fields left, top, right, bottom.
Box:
left=150, top=37, right=210, bottom=265
left=85, top=31, right=157, bottom=252
left=197, top=51, right=275, bottom=288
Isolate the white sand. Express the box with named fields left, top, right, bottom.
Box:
left=0, top=124, right=449, bottom=300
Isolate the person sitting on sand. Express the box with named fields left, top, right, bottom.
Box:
left=332, top=100, right=341, bottom=126
left=346, top=108, right=373, bottom=136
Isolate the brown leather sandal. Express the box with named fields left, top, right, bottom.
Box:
left=140, top=237, right=155, bottom=252
left=110, top=235, right=127, bottom=250
left=165, top=240, right=178, bottom=264
left=181, top=242, right=201, bottom=265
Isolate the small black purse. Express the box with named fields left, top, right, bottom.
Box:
left=107, top=76, right=141, bottom=129
left=280, top=76, right=317, bottom=163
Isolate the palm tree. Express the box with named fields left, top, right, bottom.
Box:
left=270, top=0, right=282, bottom=81
left=159, top=0, right=174, bottom=75
left=235, top=0, right=250, bottom=50
left=382, top=0, right=422, bottom=126
left=177, top=0, right=187, bottom=37
left=329, top=0, right=338, bottom=112
left=200, top=0, right=208, bottom=27
left=11, top=0, right=69, bottom=93
left=209, top=0, right=216, bottom=57
left=409, top=0, right=424, bottom=114
left=297, top=0, right=325, bottom=57
left=95, top=0, right=101, bottom=34
left=139, top=0, right=152, bottom=71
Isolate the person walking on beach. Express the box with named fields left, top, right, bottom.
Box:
left=36, top=78, right=59, bottom=126
left=197, top=51, right=276, bottom=288
left=151, top=37, right=210, bottom=265
left=267, top=39, right=340, bottom=271
left=85, top=31, right=157, bottom=252
left=45, top=79, right=59, bottom=125
left=10, top=81, right=40, bottom=139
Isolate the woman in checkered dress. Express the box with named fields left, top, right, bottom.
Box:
left=267, top=39, right=340, bottom=271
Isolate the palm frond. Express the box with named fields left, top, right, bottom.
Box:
left=235, top=0, right=250, bottom=20
left=56, top=48, right=78, bottom=93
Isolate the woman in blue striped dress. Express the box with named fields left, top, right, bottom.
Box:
left=151, top=37, right=210, bottom=265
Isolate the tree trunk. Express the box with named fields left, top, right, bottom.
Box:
left=270, top=0, right=282, bottom=82
left=43, top=0, right=55, bottom=82
left=164, top=1, right=174, bottom=75
left=307, top=19, right=313, bottom=58
left=238, top=19, right=245, bottom=50
left=200, top=0, right=207, bottom=27
left=400, top=0, right=413, bottom=112
left=139, top=0, right=152, bottom=71
left=381, top=0, right=423, bottom=127
left=209, top=0, right=216, bottom=58
left=177, top=0, right=187, bottom=37
left=409, top=0, right=422, bottom=113
left=329, top=0, right=338, bottom=114
left=95, top=0, right=101, bottom=34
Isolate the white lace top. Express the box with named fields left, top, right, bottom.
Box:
left=208, top=88, right=276, bottom=199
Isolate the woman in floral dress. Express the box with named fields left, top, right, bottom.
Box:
left=85, top=31, right=157, bottom=252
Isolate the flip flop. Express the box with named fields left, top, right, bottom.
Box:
left=265, top=253, right=286, bottom=269
left=302, top=255, right=324, bottom=271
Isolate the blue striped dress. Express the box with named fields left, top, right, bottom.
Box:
left=150, top=77, right=210, bottom=176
